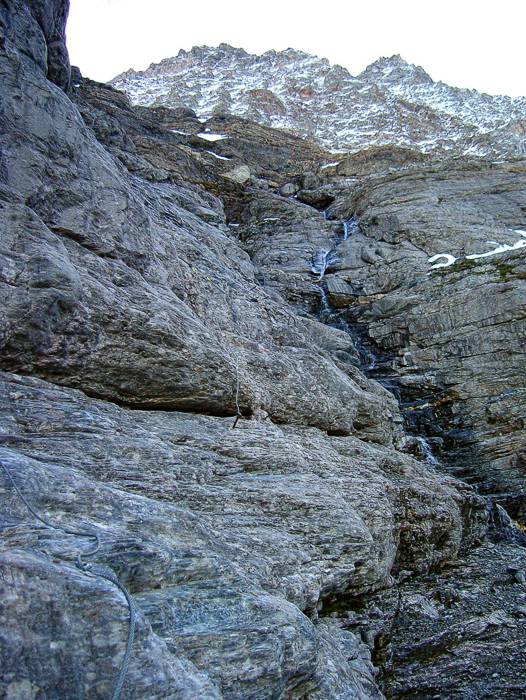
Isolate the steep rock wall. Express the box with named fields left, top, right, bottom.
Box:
left=0, top=2, right=524, bottom=699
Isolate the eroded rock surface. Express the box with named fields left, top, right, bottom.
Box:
left=332, top=161, right=526, bottom=517
left=0, top=8, right=396, bottom=441
left=0, top=371, right=483, bottom=697
left=237, top=155, right=526, bottom=520
left=1, top=1, right=525, bottom=698
left=344, top=542, right=526, bottom=699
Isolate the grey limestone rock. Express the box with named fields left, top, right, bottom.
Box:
left=0, top=2, right=395, bottom=442
left=241, top=155, right=526, bottom=519
left=325, top=276, right=356, bottom=308
left=1, top=2, right=525, bottom=698
left=0, top=370, right=484, bottom=697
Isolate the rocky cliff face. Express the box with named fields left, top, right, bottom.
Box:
left=112, top=44, right=526, bottom=159
left=243, top=159, right=526, bottom=519
left=1, top=3, right=525, bottom=699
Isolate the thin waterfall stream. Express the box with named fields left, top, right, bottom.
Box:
left=311, top=214, right=439, bottom=466
left=311, top=211, right=526, bottom=543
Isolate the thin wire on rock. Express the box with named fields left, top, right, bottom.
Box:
left=0, top=454, right=135, bottom=700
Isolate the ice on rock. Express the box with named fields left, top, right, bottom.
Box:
left=429, top=231, right=526, bottom=272
left=206, top=150, right=231, bottom=160
left=197, top=133, right=228, bottom=141
left=466, top=232, right=526, bottom=259
left=428, top=254, right=457, bottom=269
left=311, top=249, right=340, bottom=280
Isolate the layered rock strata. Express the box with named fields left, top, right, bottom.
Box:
left=237, top=157, right=526, bottom=519
left=1, top=2, right=525, bottom=698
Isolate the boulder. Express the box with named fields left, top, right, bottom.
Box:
left=223, top=165, right=251, bottom=184
left=297, top=187, right=335, bottom=209
left=279, top=182, right=298, bottom=196
left=326, top=276, right=356, bottom=308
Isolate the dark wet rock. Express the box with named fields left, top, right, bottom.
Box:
left=379, top=543, right=526, bottom=698
left=325, top=276, right=356, bottom=308
left=333, top=160, right=526, bottom=516
left=311, top=541, right=526, bottom=697
left=296, top=187, right=335, bottom=209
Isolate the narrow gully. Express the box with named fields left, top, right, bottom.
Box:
left=311, top=213, right=452, bottom=468
left=311, top=210, right=526, bottom=543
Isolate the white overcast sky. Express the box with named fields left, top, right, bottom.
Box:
left=67, top=0, right=525, bottom=97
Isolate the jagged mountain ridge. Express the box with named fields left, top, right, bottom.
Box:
left=112, top=44, right=526, bottom=158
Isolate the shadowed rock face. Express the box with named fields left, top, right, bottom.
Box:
left=16, top=0, right=71, bottom=89
left=341, top=541, right=526, bottom=699
left=0, top=2, right=525, bottom=699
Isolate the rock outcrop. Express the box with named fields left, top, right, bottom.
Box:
left=20, top=0, right=71, bottom=89
left=333, top=160, right=526, bottom=517
left=1, top=22, right=394, bottom=440
left=240, top=155, right=526, bottom=518
left=1, top=2, right=525, bottom=699
left=0, top=370, right=485, bottom=697
left=340, top=541, right=526, bottom=699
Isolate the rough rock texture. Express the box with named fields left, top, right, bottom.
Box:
left=22, top=0, right=71, bottom=89
left=237, top=156, right=526, bottom=520
left=1, top=371, right=484, bottom=697
left=112, top=45, right=526, bottom=158
left=1, top=2, right=525, bottom=698
left=0, top=16, right=397, bottom=441
left=73, top=77, right=329, bottom=189
left=331, top=161, right=526, bottom=517
left=341, top=542, right=526, bottom=699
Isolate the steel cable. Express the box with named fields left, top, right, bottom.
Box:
left=0, top=456, right=134, bottom=699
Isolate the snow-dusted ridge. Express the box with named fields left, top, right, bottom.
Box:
left=111, top=44, right=526, bottom=158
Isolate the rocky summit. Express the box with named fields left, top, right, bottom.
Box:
left=112, top=44, right=526, bottom=159
left=1, top=3, right=526, bottom=699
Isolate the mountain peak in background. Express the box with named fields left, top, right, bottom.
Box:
left=111, top=44, right=526, bottom=158
left=358, top=53, right=433, bottom=84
